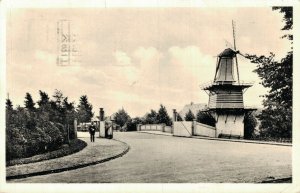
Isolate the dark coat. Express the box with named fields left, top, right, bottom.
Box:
left=89, top=125, right=96, bottom=135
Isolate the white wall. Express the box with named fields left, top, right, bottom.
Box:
left=140, top=124, right=165, bottom=131
left=194, top=122, right=216, bottom=137
left=173, top=121, right=193, bottom=137
left=164, top=126, right=172, bottom=133
left=216, top=114, right=244, bottom=137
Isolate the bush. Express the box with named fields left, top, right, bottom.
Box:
left=6, top=122, right=65, bottom=161
left=7, top=139, right=87, bottom=166
left=42, top=123, right=64, bottom=151
left=6, top=90, right=80, bottom=162
left=244, top=113, right=258, bottom=139
left=124, top=117, right=144, bottom=131
left=196, top=111, right=216, bottom=127
left=125, top=120, right=136, bottom=131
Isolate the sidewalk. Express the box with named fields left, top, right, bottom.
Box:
left=139, top=130, right=173, bottom=136
left=6, top=132, right=129, bottom=180
left=138, top=130, right=292, bottom=147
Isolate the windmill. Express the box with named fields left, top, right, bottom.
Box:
left=213, top=20, right=246, bottom=85
left=201, top=21, right=256, bottom=139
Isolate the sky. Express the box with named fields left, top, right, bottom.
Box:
left=6, top=7, right=291, bottom=117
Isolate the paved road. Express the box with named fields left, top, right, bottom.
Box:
left=10, top=132, right=292, bottom=183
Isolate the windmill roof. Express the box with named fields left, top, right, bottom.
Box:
left=218, top=48, right=236, bottom=57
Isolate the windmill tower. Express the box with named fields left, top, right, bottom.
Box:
left=201, top=21, right=255, bottom=138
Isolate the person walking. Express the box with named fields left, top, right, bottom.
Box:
left=89, top=122, right=96, bottom=142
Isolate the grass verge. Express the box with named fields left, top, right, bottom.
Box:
left=7, top=139, right=87, bottom=167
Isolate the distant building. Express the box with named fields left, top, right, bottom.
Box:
left=178, top=102, right=208, bottom=118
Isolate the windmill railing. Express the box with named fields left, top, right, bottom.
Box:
left=199, top=80, right=255, bottom=90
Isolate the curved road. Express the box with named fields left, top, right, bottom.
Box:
left=10, top=132, right=291, bottom=183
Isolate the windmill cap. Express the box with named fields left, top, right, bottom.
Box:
left=218, top=48, right=237, bottom=57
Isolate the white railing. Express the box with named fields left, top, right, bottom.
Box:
left=199, top=80, right=255, bottom=90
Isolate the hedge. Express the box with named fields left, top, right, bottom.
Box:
left=6, top=122, right=70, bottom=161
left=7, top=139, right=87, bottom=166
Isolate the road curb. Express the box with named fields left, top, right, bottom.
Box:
left=192, top=135, right=292, bottom=146
left=6, top=139, right=130, bottom=180
left=138, top=131, right=292, bottom=147
left=260, top=176, right=292, bottom=183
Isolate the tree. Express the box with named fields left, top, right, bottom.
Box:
left=244, top=113, right=258, bottom=139
left=125, top=117, right=143, bottom=131
left=273, top=7, right=293, bottom=40
left=185, top=109, right=195, bottom=121
left=245, top=7, right=292, bottom=139
left=114, top=108, right=131, bottom=127
left=6, top=98, right=13, bottom=111
left=177, top=114, right=183, bottom=121
left=144, top=109, right=158, bottom=124
left=24, top=93, right=35, bottom=111
left=6, top=98, right=14, bottom=126
left=23, top=93, right=36, bottom=128
left=196, top=110, right=216, bottom=127
left=257, top=106, right=291, bottom=138
left=36, top=90, right=52, bottom=123
left=157, top=104, right=172, bottom=126
left=37, top=90, right=50, bottom=107
left=5, top=90, right=80, bottom=161
left=63, top=97, right=76, bottom=125
left=77, top=95, right=94, bottom=123
left=52, top=89, right=64, bottom=107
left=48, top=90, right=66, bottom=124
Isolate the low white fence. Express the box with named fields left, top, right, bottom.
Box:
left=140, top=124, right=165, bottom=131
left=139, top=124, right=173, bottom=133
left=139, top=121, right=216, bottom=138
left=194, top=122, right=216, bottom=137
left=173, top=121, right=216, bottom=138
left=164, top=126, right=172, bottom=133
left=173, top=121, right=193, bottom=137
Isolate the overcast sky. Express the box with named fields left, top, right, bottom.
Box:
left=6, top=8, right=291, bottom=117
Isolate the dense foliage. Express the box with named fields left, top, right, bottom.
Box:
left=143, top=105, right=172, bottom=126
left=245, top=7, right=293, bottom=139
left=126, top=117, right=143, bottom=131
left=118, top=104, right=172, bottom=131
left=176, top=114, right=183, bottom=121
left=196, top=111, right=216, bottom=127
left=114, top=108, right=131, bottom=128
left=244, top=113, right=258, bottom=139
left=156, top=105, right=172, bottom=126
left=77, top=95, right=94, bottom=123
left=144, top=109, right=159, bottom=124
left=6, top=90, right=93, bottom=161
left=184, top=109, right=195, bottom=121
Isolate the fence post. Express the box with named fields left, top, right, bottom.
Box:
left=74, top=118, right=78, bottom=139
left=173, top=109, right=177, bottom=122
left=192, top=119, right=196, bottom=136
left=172, top=109, right=177, bottom=134
left=99, top=108, right=105, bottom=137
